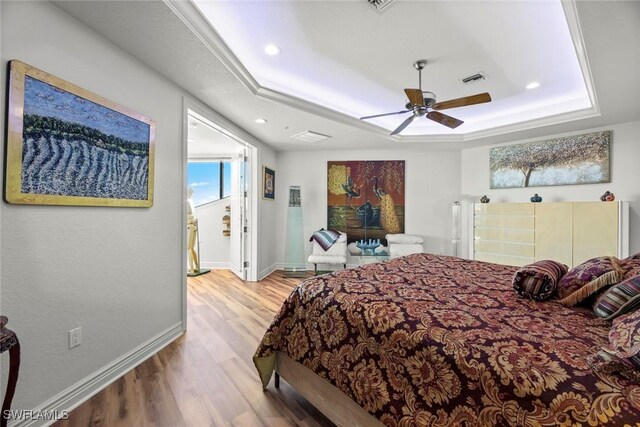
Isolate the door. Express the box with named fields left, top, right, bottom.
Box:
left=229, top=149, right=247, bottom=279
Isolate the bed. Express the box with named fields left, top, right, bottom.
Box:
left=254, top=253, right=640, bottom=426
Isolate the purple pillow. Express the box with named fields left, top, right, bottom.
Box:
left=556, top=257, right=623, bottom=306
left=513, top=260, right=568, bottom=301
left=619, top=254, right=640, bottom=279
left=589, top=310, right=640, bottom=383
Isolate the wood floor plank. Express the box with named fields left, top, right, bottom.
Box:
left=54, top=270, right=333, bottom=427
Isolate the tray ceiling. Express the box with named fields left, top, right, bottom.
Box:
left=192, top=0, right=596, bottom=136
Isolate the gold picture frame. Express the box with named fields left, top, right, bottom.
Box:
left=5, top=60, right=155, bottom=207
left=263, top=166, right=275, bottom=200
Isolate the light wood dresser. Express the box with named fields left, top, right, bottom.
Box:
left=472, top=201, right=629, bottom=268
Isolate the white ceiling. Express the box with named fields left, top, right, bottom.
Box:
left=193, top=0, right=592, bottom=135
left=187, top=111, right=245, bottom=158
left=53, top=0, right=640, bottom=152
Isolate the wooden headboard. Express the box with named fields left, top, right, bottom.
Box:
left=472, top=201, right=629, bottom=267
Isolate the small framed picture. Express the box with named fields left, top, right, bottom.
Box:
left=263, top=166, right=275, bottom=200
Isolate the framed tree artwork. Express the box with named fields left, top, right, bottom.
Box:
left=5, top=60, right=155, bottom=207
left=263, top=166, right=275, bottom=200
left=490, top=131, right=610, bottom=188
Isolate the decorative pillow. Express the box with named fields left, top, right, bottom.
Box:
left=619, top=254, right=640, bottom=279
left=594, top=275, right=640, bottom=319
left=588, top=310, right=640, bottom=382
left=512, top=260, right=568, bottom=301
left=587, top=349, right=640, bottom=383
left=556, top=256, right=623, bottom=306
left=309, top=229, right=341, bottom=251
left=609, top=309, right=640, bottom=358
left=628, top=252, right=640, bottom=261
left=385, top=234, right=424, bottom=244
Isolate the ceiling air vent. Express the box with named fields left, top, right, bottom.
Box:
left=290, top=131, right=332, bottom=143
left=462, top=72, right=486, bottom=84
left=366, top=0, right=397, bottom=13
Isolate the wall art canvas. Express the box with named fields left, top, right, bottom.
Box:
left=263, top=166, right=275, bottom=200
left=5, top=60, right=155, bottom=207
left=490, top=131, right=610, bottom=189
left=328, top=160, right=405, bottom=245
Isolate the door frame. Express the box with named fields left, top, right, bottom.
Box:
left=182, top=97, right=259, bottom=330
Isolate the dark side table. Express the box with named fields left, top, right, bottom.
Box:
left=0, top=316, right=20, bottom=427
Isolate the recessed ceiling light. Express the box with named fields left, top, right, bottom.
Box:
left=264, top=44, right=280, bottom=56
left=526, top=81, right=540, bottom=90
left=254, top=118, right=267, bottom=124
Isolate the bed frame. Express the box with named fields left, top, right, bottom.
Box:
left=274, top=351, right=382, bottom=426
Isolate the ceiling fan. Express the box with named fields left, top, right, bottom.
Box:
left=360, top=60, right=492, bottom=135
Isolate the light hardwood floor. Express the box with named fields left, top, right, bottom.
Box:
left=54, top=270, right=333, bottom=427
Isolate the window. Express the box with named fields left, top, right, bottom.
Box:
left=187, top=161, right=231, bottom=207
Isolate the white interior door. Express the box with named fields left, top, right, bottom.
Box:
left=229, top=150, right=247, bottom=279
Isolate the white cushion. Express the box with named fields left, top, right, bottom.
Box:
left=308, top=254, right=347, bottom=264
left=389, top=244, right=424, bottom=259
left=386, top=234, right=424, bottom=244
left=347, top=242, right=361, bottom=256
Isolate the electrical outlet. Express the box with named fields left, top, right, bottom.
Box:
left=69, top=327, right=82, bottom=349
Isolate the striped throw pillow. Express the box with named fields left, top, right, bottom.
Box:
left=512, top=260, right=568, bottom=301
left=309, top=229, right=341, bottom=251
left=594, top=275, right=640, bottom=319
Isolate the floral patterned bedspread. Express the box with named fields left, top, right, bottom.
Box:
left=254, top=254, right=640, bottom=426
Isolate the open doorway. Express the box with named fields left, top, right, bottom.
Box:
left=184, top=107, right=256, bottom=282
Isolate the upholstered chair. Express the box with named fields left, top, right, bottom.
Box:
left=308, top=232, right=348, bottom=274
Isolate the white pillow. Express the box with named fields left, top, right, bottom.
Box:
left=386, top=234, right=424, bottom=244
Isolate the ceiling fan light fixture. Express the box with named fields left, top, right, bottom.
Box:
left=526, top=81, right=540, bottom=90
left=254, top=118, right=268, bottom=124
left=264, top=44, right=280, bottom=56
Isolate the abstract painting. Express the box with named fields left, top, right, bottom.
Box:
left=263, top=166, right=275, bottom=200
left=5, top=60, right=155, bottom=206
left=328, top=160, right=404, bottom=244
left=490, top=131, right=610, bottom=189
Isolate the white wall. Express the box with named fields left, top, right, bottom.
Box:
left=0, top=1, right=277, bottom=419
left=275, top=150, right=461, bottom=268
left=194, top=199, right=230, bottom=269
left=258, top=148, right=278, bottom=278
left=460, top=120, right=640, bottom=258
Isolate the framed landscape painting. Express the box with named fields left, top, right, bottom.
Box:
left=263, top=166, right=275, bottom=200
left=5, top=60, right=155, bottom=207
left=490, top=131, right=610, bottom=189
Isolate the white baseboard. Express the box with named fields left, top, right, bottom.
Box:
left=200, top=261, right=231, bottom=270
left=259, top=263, right=277, bottom=280
left=272, top=263, right=356, bottom=272
left=12, top=323, right=183, bottom=427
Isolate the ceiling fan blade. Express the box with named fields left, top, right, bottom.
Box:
left=432, top=92, right=491, bottom=111
left=360, top=110, right=411, bottom=120
left=426, top=111, right=464, bottom=129
left=404, top=89, right=424, bottom=106
left=390, top=114, right=417, bottom=136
